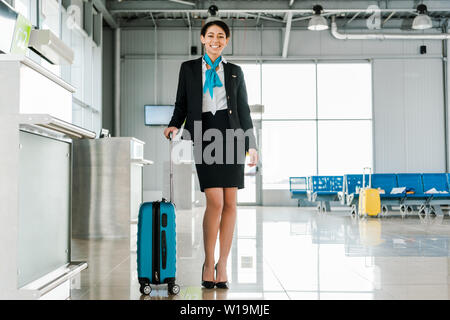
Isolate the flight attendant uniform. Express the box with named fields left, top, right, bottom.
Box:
left=168, top=55, right=257, bottom=193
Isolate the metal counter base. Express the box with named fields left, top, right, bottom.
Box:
left=13, top=262, right=88, bottom=300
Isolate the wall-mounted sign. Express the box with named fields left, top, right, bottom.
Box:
left=11, top=14, right=32, bottom=54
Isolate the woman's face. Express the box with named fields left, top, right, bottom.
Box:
left=200, top=24, right=229, bottom=58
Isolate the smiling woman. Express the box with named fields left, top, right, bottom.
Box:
left=163, top=17, right=259, bottom=291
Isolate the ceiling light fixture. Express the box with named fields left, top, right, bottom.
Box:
left=205, top=5, right=220, bottom=24
left=412, top=4, right=433, bottom=30
left=308, top=5, right=328, bottom=31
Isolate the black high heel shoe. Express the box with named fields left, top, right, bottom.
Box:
left=215, top=264, right=229, bottom=289
left=201, top=263, right=215, bottom=289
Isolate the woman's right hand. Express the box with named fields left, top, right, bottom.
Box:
left=164, top=126, right=179, bottom=140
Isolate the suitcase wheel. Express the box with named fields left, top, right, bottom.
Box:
left=168, top=283, right=180, bottom=295
left=140, top=284, right=152, bottom=295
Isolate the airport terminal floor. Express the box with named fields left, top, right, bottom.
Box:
left=70, top=206, right=450, bottom=300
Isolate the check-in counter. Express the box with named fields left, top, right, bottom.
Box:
left=72, top=137, right=153, bottom=252
left=0, top=55, right=91, bottom=299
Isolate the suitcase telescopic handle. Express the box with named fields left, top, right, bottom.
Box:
left=362, top=167, right=372, bottom=189
left=168, top=132, right=174, bottom=203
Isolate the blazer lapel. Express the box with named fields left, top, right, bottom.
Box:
left=223, top=61, right=232, bottom=97
left=193, top=57, right=203, bottom=114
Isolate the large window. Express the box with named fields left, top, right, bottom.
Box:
left=262, top=64, right=316, bottom=120
left=241, top=62, right=373, bottom=189
left=317, top=63, right=373, bottom=176
left=262, top=121, right=317, bottom=189
left=240, top=63, right=261, bottom=105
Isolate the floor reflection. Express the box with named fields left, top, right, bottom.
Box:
left=71, top=206, right=450, bottom=300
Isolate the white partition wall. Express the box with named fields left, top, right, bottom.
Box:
left=373, top=58, right=446, bottom=173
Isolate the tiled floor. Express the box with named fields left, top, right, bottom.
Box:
left=70, top=206, right=450, bottom=300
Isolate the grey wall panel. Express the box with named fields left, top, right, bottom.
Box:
left=373, top=59, right=445, bottom=173
left=402, top=39, right=442, bottom=56
left=261, top=29, right=281, bottom=56
left=319, top=31, right=365, bottom=56
left=362, top=39, right=404, bottom=56
left=158, top=30, right=190, bottom=55
left=286, top=30, right=443, bottom=58
left=121, top=58, right=185, bottom=192
left=403, top=59, right=445, bottom=172
left=287, top=30, right=321, bottom=57
left=157, top=59, right=184, bottom=105
left=120, top=59, right=155, bottom=137
left=231, top=29, right=259, bottom=56
left=373, top=60, right=407, bottom=172
left=118, top=28, right=443, bottom=59
left=121, top=30, right=155, bottom=55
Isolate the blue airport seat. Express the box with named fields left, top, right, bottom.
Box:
left=308, top=176, right=343, bottom=201
left=345, top=174, right=363, bottom=195
left=343, top=174, right=370, bottom=194
left=371, top=173, right=402, bottom=199
left=396, top=173, right=428, bottom=199
left=290, top=177, right=308, bottom=198
left=306, top=175, right=344, bottom=212
left=292, top=190, right=307, bottom=195
left=309, top=176, right=342, bottom=193
left=330, top=176, right=344, bottom=193
left=290, top=177, right=318, bottom=207
left=422, top=173, right=450, bottom=198
left=290, top=177, right=307, bottom=194
left=342, top=174, right=371, bottom=206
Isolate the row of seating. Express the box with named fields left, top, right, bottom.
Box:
left=290, top=176, right=344, bottom=212
left=290, top=173, right=450, bottom=216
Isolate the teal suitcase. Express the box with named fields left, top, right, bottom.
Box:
left=137, top=200, right=179, bottom=295
left=137, top=134, right=180, bottom=295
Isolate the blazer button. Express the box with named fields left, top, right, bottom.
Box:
left=227, top=96, right=230, bottom=100
left=229, top=109, right=232, bottom=114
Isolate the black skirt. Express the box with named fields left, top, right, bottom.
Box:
left=193, top=109, right=246, bottom=192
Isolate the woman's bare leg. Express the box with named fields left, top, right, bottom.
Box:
left=203, top=187, right=224, bottom=281
left=216, top=187, right=237, bottom=282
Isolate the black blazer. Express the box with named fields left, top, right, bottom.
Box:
left=168, top=57, right=257, bottom=151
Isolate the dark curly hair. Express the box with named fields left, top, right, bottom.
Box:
left=201, top=20, right=230, bottom=38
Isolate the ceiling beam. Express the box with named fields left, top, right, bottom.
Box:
left=92, top=0, right=118, bottom=29
left=108, top=0, right=450, bottom=13
left=169, top=0, right=196, bottom=6
left=345, top=11, right=361, bottom=26
left=108, top=8, right=450, bottom=16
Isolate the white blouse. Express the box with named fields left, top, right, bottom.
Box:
left=202, top=56, right=228, bottom=115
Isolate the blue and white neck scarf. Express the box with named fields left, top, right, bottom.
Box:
left=203, top=54, right=223, bottom=99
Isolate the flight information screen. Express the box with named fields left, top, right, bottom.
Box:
left=144, top=105, right=175, bottom=126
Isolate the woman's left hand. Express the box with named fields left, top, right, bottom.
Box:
left=248, top=148, right=258, bottom=167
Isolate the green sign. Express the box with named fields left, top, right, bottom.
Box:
left=10, top=13, right=31, bottom=54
